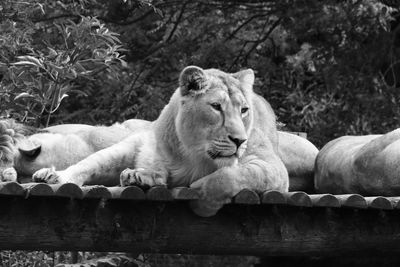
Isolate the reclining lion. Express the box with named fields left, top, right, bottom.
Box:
left=32, top=66, right=291, bottom=216
left=0, top=118, right=317, bottom=191
left=0, top=119, right=150, bottom=183
left=315, top=129, right=400, bottom=196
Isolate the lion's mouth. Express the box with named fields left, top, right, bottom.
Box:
left=207, top=150, right=237, bottom=159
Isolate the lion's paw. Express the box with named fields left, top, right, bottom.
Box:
left=32, top=167, right=61, bottom=184
left=1, top=167, right=17, bottom=182
left=120, top=168, right=166, bottom=189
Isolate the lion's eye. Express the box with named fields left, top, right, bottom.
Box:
left=210, top=103, right=222, bottom=111
left=241, top=107, right=249, bottom=114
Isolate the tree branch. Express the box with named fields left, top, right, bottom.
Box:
left=243, top=17, right=282, bottom=63
left=225, top=13, right=268, bottom=41
left=164, top=1, right=189, bottom=43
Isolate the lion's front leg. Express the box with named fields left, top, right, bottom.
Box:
left=32, top=167, right=72, bottom=184
left=189, top=167, right=242, bottom=217
left=32, top=134, right=143, bottom=186
left=190, top=158, right=289, bottom=217
left=1, top=167, right=18, bottom=182
left=120, top=168, right=167, bottom=189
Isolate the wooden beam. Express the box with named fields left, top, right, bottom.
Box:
left=1, top=196, right=400, bottom=256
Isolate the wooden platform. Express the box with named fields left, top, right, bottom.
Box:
left=1, top=181, right=400, bottom=257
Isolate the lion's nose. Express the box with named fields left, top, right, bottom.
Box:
left=228, top=135, right=247, bottom=149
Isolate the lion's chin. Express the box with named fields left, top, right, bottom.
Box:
left=213, top=155, right=238, bottom=168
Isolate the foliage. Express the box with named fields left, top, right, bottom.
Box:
left=1, top=0, right=400, bottom=145
left=0, top=1, right=125, bottom=126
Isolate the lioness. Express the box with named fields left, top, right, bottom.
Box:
left=315, top=129, right=400, bottom=195
left=0, top=119, right=150, bottom=183
left=32, top=66, right=289, bottom=216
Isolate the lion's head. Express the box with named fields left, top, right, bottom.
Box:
left=0, top=119, right=41, bottom=181
left=174, top=66, right=255, bottom=169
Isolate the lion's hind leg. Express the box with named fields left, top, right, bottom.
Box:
left=353, top=129, right=400, bottom=172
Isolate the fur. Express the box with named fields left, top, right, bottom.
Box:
left=0, top=119, right=40, bottom=181
left=1, top=119, right=150, bottom=183
left=277, top=131, right=318, bottom=193
left=315, top=129, right=400, bottom=195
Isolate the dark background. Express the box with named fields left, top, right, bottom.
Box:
left=1, top=0, right=400, bottom=147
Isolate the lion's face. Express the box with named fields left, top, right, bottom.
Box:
left=176, top=66, right=254, bottom=168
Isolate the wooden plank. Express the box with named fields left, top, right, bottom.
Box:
left=335, top=194, right=367, bottom=209
left=108, top=186, right=145, bottom=200
left=82, top=186, right=112, bottom=199
left=233, top=189, right=260, bottom=204
left=309, top=194, right=341, bottom=208
left=0, top=197, right=400, bottom=256
left=22, top=183, right=54, bottom=197
left=50, top=183, right=83, bottom=199
left=0, top=182, right=25, bottom=196
left=284, top=192, right=312, bottom=207
left=365, top=196, right=393, bottom=210
left=261, top=190, right=286, bottom=204
left=146, top=186, right=173, bottom=201
left=387, top=197, right=400, bottom=209
left=170, top=187, right=199, bottom=200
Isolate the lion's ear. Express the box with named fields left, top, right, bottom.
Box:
left=179, top=66, right=207, bottom=96
left=233, top=69, right=255, bottom=91
left=18, top=139, right=41, bottom=159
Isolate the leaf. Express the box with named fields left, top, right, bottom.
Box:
left=11, top=61, right=40, bottom=67
left=16, top=56, right=44, bottom=68
left=14, top=93, right=34, bottom=100
left=47, top=47, right=58, bottom=57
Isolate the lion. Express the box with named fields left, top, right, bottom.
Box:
left=0, top=119, right=150, bottom=183
left=0, top=119, right=317, bottom=191
left=32, top=66, right=290, bottom=216
left=278, top=131, right=318, bottom=192
left=315, top=129, right=400, bottom=196
left=0, top=119, right=39, bottom=182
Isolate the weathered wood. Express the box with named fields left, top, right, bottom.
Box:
left=170, top=187, right=199, bottom=200
left=335, top=194, right=368, bottom=209
left=82, top=185, right=112, bottom=199
left=108, top=186, right=145, bottom=200
left=309, top=194, right=341, bottom=208
left=261, top=190, right=286, bottom=205
left=285, top=191, right=312, bottom=207
left=387, top=197, right=400, bottom=209
left=0, top=182, right=25, bottom=196
left=233, top=189, right=260, bottom=204
left=50, top=183, right=83, bottom=199
left=365, top=196, right=393, bottom=210
left=1, top=197, right=400, bottom=256
left=146, top=186, right=173, bottom=201
left=22, top=183, right=54, bottom=197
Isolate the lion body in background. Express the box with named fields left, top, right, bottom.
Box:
left=0, top=119, right=150, bottom=183
left=278, top=131, right=318, bottom=192
left=315, top=129, right=400, bottom=196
